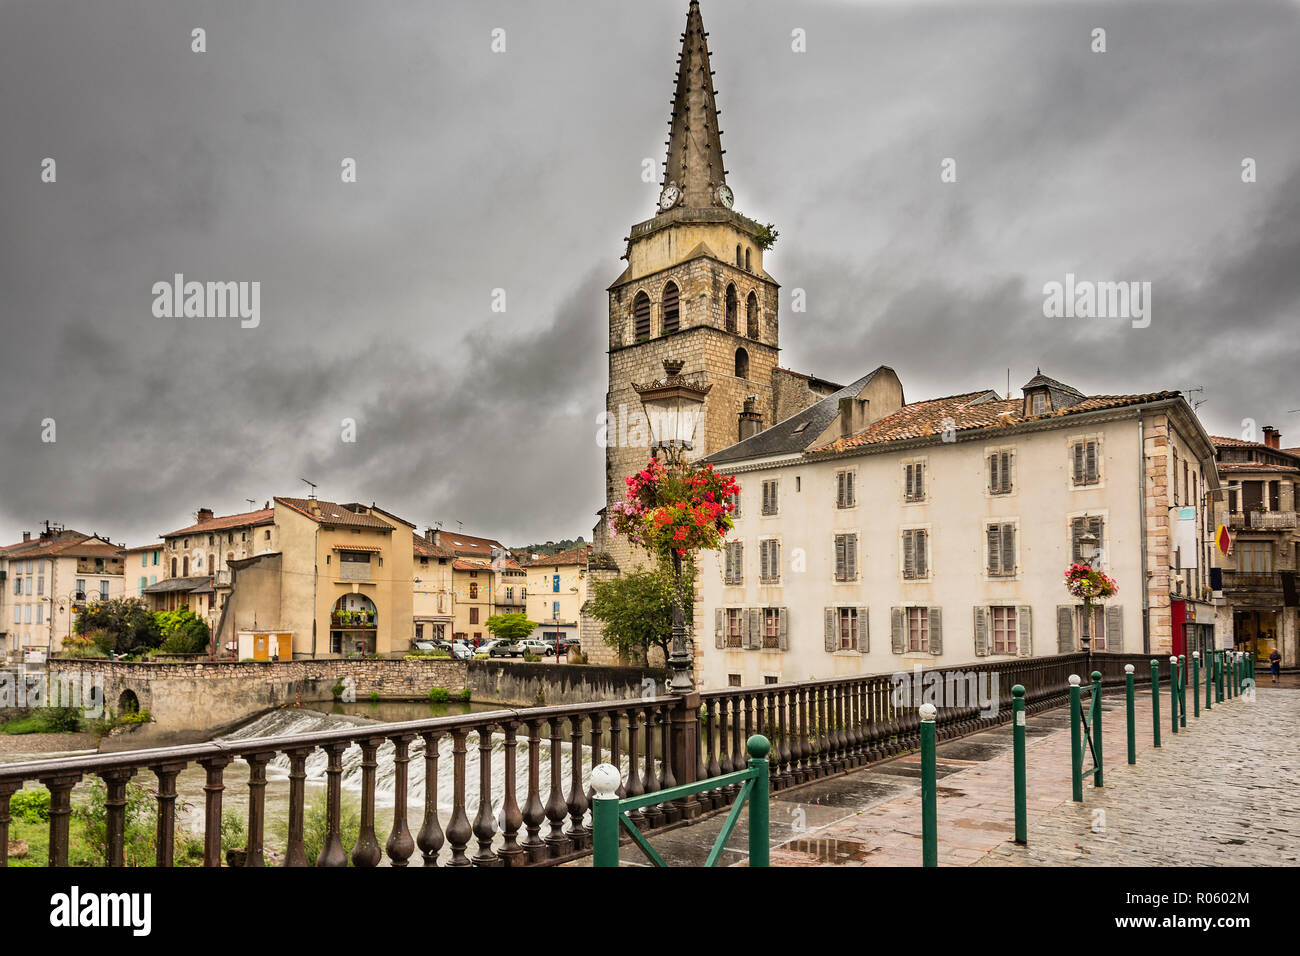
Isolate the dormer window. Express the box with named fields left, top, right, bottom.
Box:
left=1028, top=390, right=1050, bottom=415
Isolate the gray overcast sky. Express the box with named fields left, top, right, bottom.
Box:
left=2, top=0, right=1298, bottom=548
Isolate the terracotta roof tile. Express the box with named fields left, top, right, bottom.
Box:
left=164, top=508, right=274, bottom=538
left=1, top=530, right=124, bottom=560
left=275, top=498, right=395, bottom=530
left=812, top=390, right=1180, bottom=455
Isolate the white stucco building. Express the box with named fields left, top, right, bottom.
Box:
left=693, top=368, right=1219, bottom=688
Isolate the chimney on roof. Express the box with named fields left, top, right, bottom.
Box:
left=196, top=507, right=214, bottom=522
left=1262, top=425, right=1281, bottom=450
left=838, top=397, right=869, bottom=438
left=739, top=395, right=763, bottom=440
left=22, top=531, right=31, bottom=542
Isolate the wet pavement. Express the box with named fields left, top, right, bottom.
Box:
left=582, top=680, right=1297, bottom=867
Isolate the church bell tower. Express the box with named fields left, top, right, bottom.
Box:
left=597, top=0, right=784, bottom=560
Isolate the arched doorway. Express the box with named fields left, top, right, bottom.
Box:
left=118, top=689, right=140, bottom=715
left=330, top=594, right=377, bottom=657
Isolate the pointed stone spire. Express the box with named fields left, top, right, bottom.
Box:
left=661, top=1, right=729, bottom=212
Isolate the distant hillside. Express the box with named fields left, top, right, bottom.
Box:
left=510, top=536, right=586, bottom=555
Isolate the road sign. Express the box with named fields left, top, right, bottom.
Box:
left=1215, top=525, right=1232, bottom=555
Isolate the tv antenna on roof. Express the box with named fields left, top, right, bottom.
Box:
left=457, top=520, right=464, bottom=533
left=300, top=478, right=318, bottom=499
left=1183, top=385, right=1207, bottom=412
left=246, top=499, right=256, bottom=509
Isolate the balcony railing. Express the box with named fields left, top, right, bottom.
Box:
left=1227, top=510, right=1297, bottom=531
left=1221, top=570, right=1280, bottom=589
left=0, top=652, right=1163, bottom=868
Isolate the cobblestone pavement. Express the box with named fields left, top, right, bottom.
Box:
left=592, top=679, right=1297, bottom=867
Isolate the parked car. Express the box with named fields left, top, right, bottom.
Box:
left=477, top=639, right=504, bottom=655
left=450, top=641, right=474, bottom=661
left=412, top=641, right=439, bottom=653
left=519, top=639, right=552, bottom=656
left=489, top=640, right=525, bottom=658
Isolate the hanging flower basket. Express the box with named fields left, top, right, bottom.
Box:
left=1063, top=563, right=1118, bottom=601
left=609, top=457, right=738, bottom=561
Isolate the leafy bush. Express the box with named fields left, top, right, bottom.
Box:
left=473, top=653, right=489, bottom=660
left=1, top=707, right=82, bottom=735
left=74, top=598, right=162, bottom=656
left=155, top=607, right=210, bottom=655
left=10, top=787, right=51, bottom=823
left=59, top=635, right=108, bottom=659
left=523, top=653, right=541, bottom=662
left=368, top=692, right=380, bottom=703
left=428, top=687, right=450, bottom=703
left=456, top=688, right=472, bottom=702
left=331, top=682, right=346, bottom=700
left=570, top=652, right=589, bottom=665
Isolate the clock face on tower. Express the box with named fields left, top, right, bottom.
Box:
left=715, top=184, right=734, bottom=209
left=658, top=182, right=681, bottom=211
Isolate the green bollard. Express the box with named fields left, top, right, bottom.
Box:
left=1070, top=674, right=1084, bottom=801
left=1091, top=671, right=1104, bottom=787
left=747, top=734, right=770, bottom=868
left=1179, top=655, right=1187, bottom=728
left=1012, top=684, right=1027, bottom=845
left=1151, top=660, right=1161, bottom=748
left=1217, top=650, right=1224, bottom=702
left=1192, top=652, right=1200, bottom=718
left=920, top=703, right=938, bottom=867
left=590, top=763, right=622, bottom=867
left=1170, top=656, right=1180, bottom=735
left=1205, top=647, right=1213, bottom=710
left=1125, top=664, right=1136, bottom=765
left=1235, top=653, right=1242, bottom=697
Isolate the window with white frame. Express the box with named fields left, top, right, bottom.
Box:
left=724, top=541, right=744, bottom=585
left=987, top=522, right=1016, bottom=576
left=759, top=539, right=780, bottom=583
left=902, top=529, right=929, bottom=579
left=907, top=607, right=928, bottom=651
left=835, top=469, right=856, bottom=509
left=839, top=607, right=860, bottom=651
left=904, top=461, right=926, bottom=502
left=989, top=449, right=1013, bottom=494
left=725, top=608, right=744, bottom=648
left=991, top=606, right=1017, bottom=654
left=763, top=608, right=781, bottom=649
left=834, top=533, right=858, bottom=581
left=1071, top=438, right=1100, bottom=486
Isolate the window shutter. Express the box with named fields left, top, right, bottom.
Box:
left=715, top=608, right=724, bottom=649
left=1002, top=524, right=1016, bottom=574
left=824, top=608, right=837, bottom=653
left=847, top=535, right=857, bottom=580
left=1056, top=605, right=1074, bottom=652
left=1105, top=605, right=1123, bottom=652
left=1072, top=443, right=1084, bottom=483
left=1070, top=518, right=1083, bottom=563
left=916, top=531, right=928, bottom=577
left=846, top=471, right=855, bottom=507
left=891, top=607, right=905, bottom=653
left=1086, top=441, right=1098, bottom=482
left=1018, top=606, right=1033, bottom=656
left=834, top=535, right=846, bottom=579
left=759, top=541, right=769, bottom=581
left=857, top=606, right=869, bottom=653
left=928, top=607, right=943, bottom=656
left=836, top=472, right=845, bottom=508
left=989, top=453, right=999, bottom=493
left=748, top=608, right=763, bottom=650
left=903, top=531, right=915, bottom=578
left=973, top=606, right=988, bottom=656
left=987, top=525, right=1000, bottom=576
left=1003, top=451, right=1013, bottom=491
left=771, top=541, right=780, bottom=580
left=778, top=607, right=789, bottom=650
left=917, top=462, right=925, bottom=498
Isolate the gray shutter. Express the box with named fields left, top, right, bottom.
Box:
left=917, top=531, right=928, bottom=577
left=928, top=607, right=943, bottom=656
left=1070, top=518, right=1083, bottom=563
left=1106, top=605, right=1123, bottom=652
left=715, top=608, right=724, bottom=649
left=1018, top=606, right=1033, bottom=656
left=917, top=462, right=925, bottom=498
left=1072, top=443, right=1084, bottom=483
left=891, top=607, right=905, bottom=654
left=1002, top=524, right=1016, bottom=574
left=747, top=608, right=763, bottom=649
left=857, top=606, right=869, bottom=653
left=1004, top=451, right=1013, bottom=492
left=903, top=531, right=915, bottom=578
left=846, top=470, right=855, bottom=507
left=778, top=607, right=789, bottom=650
left=989, top=453, right=999, bottom=493
left=759, top=541, right=769, bottom=581
left=735, top=542, right=744, bottom=584
left=824, top=608, right=836, bottom=653
left=1086, top=441, right=1098, bottom=482
left=836, top=472, right=845, bottom=508
left=772, top=540, right=780, bottom=581
left=973, top=606, right=988, bottom=656
left=1056, top=605, right=1074, bottom=652
left=834, top=535, right=845, bottom=580
left=847, top=534, right=857, bottom=580
left=986, top=525, right=1000, bottom=576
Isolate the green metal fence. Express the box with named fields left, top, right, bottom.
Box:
left=592, top=734, right=770, bottom=867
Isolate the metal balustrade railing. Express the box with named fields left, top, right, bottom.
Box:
left=0, top=651, right=1168, bottom=868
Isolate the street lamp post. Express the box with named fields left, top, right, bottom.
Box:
left=1078, top=527, right=1099, bottom=669
left=634, top=360, right=711, bottom=696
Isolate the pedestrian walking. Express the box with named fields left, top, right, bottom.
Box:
left=1270, top=648, right=1282, bottom=685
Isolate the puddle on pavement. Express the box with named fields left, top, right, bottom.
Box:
left=935, top=741, right=1006, bottom=761
left=784, top=837, right=879, bottom=863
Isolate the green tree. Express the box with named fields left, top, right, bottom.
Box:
left=586, top=567, right=691, bottom=663
left=73, top=598, right=162, bottom=656
left=485, top=612, right=538, bottom=643
left=155, top=607, right=210, bottom=654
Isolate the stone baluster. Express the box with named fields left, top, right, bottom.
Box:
left=283, top=749, right=311, bottom=867
left=498, top=721, right=525, bottom=866
left=99, top=768, right=136, bottom=867
left=659, top=705, right=680, bottom=824
left=544, top=718, right=572, bottom=856
left=566, top=716, right=590, bottom=850
left=0, top=783, right=18, bottom=868
left=385, top=733, right=416, bottom=866
left=641, top=707, right=663, bottom=827
left=40, top=773, right=82, bottom=868
left=345, top=738, right=381, bottom=867
left=196, top=756, right=231, bottom=867
left=416, top=731, right=445, bottom=866
left=445, top=728, right=473, bottom=867
left=520, top=720, right=547, bottom=864
left=623, top=706, right=645, bottom=823
left=471, top=724, right=498, bottom=866
left=242, top=751, right=272, bottom=867
left=149, top=760, right=186, bottom=868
